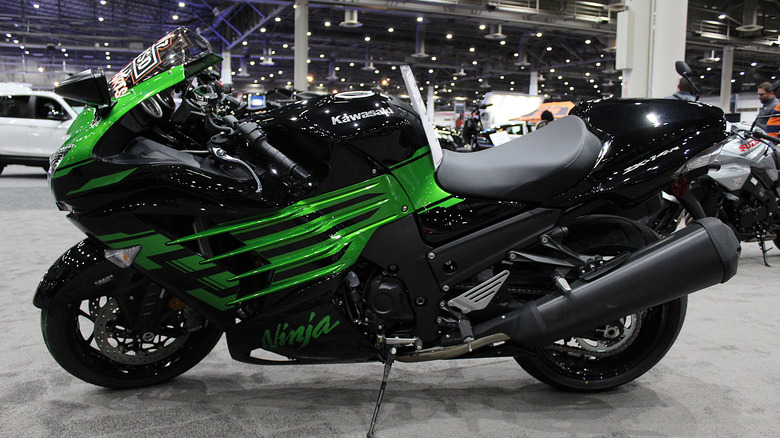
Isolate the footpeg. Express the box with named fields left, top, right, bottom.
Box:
left=447, top=270, right=509, bottom=313
left=553, top=274, right=572, bottom=294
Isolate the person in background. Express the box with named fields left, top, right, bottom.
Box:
left=755, top=82, right=777, bottom=131
left=536, top=110, right=555, bottom=129
left=765, top=80, right=780, bottom=137
left=670, top=78, right=696, bottom=101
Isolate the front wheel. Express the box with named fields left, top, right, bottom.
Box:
left=516, top=216, right=687, bottom=392
left=41, top=268, right=223, bottom=389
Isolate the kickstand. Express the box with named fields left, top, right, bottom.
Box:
left=367, top=347, right=396, bottom=438
left=759, top=237, right=771, bottom=267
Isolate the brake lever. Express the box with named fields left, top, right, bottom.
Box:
left=207, top=134, right=262, bottom=194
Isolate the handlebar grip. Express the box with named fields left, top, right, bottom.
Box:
left=236, top=122, right=312, bottom=184
left=752, top=130, right=780, bottom=145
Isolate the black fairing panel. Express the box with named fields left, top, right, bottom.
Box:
left=226, top=275, right=378, bottom=362
left=417, top=198, right=529, bottom=245
left=551, top=98, right=726, bottom=207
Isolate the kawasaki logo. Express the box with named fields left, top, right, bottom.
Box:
left=331, top=107, right=393, bottom=125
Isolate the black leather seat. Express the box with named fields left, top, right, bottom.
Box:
left=436, top=115, right=603, bottom=203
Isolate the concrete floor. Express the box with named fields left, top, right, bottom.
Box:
left=1, top=164, right=778, bottom=438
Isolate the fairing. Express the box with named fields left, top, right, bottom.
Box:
left=554, top=99, right=727, bottom=206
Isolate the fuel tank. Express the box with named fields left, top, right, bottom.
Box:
left=257, top=91, right=427, bottom=175
left=551, top=98, right=727, bottom=206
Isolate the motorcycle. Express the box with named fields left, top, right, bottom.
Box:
left=34, top=28, right=740, bottom=437
left=660, top=122, right=780, bottom=265
left=624, top=62, right=780, bottom=265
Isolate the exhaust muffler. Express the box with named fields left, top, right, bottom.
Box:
left=475, top=218, right=740, bottom=346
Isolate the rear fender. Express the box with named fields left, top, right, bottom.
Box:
left=33, top=238, right=134, bottom=309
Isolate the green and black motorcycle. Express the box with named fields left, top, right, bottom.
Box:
left=34, top=28, right=740, bottom=435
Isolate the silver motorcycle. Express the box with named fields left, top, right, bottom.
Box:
left=659, top=122, right=780, bottom=264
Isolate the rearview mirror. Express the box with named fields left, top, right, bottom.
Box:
left=675, top=61, right=692, bottom=78
left=55, top=68, right=111, bottom=107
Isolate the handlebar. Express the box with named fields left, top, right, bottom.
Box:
left=226, top=117, right=311, bottom=184
left=751, top=128, right=780, bottom=146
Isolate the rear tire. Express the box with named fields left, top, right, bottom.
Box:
left=41, top=262, right=223, bottom=389
left=515, top=216, right=688, bottom=392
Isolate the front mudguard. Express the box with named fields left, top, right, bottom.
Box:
left=33, top=238, right=133, bottom=309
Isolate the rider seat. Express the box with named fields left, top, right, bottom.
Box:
left=436, top=115, right=603, bottom=203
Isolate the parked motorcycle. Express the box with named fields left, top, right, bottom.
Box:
left=623, top=62, right=780, bottom=265
left=34, top=28, right=740, bottom=436
left=657, top=122, right=780, bottom=265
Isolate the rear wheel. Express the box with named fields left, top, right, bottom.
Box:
left=516, top=217, right=687, bottom=392
left=41, top=264, right=222, bottom=389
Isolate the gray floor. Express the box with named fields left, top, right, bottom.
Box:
left=1, top=164, right=778, bottom=438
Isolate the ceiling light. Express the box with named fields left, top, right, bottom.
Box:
left=341, top=10, right=362, bottom=27
left=446, top=33, right=453, bottom=39
left=388, top=27, right=394, bottom=32
left=585, top=39, right=591, bottom=44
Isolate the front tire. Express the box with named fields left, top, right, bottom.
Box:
left=41, top=265, right=223, bottom=389
left=516, top=216, right=688, bottom=392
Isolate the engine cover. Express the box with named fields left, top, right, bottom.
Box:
left=366, top=276, right=414, bottom=322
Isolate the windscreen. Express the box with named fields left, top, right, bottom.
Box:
left=108, top=27, right=211, bottom=100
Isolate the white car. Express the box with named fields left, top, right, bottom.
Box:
left=0, top=83, right=85, bottom=175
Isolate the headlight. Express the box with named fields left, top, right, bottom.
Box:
left=48, top=143, right=75, bottom=184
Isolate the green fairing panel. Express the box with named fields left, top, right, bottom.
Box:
left=98, top=173, right=417, bottom=310
left=53, top=53, right=221, bottom=173
left=390, top=147, right=460, bottom=212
